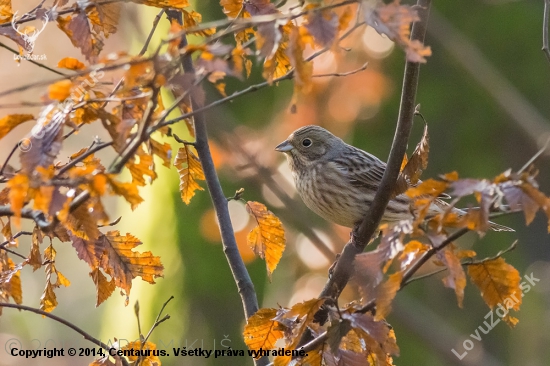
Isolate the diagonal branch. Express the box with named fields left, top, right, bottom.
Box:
left=318, top=0, right=432, bottom=302
left=0, top=303, right=129, bottom=366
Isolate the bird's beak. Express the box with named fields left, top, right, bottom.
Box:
left=275, top=140, right=293, bottom=152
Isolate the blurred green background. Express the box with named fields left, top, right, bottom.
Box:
left=1, top=1, right=550, bottom=366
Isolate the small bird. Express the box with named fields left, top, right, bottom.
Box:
left=275, top=125, right=512, bottom=231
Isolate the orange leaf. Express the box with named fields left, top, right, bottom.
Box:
left=0, top=114, right=34, bottom=140
left=395, top=122, right=429, bottom=196
left=468, top=257, right=522, bottom=326
left=7, top=173, right=29, bottom=226
left=244, top=308, right=284, bottom=352
left=95, top=231, right=164, bottom=298
left=246, top=201, right=286, bottom=279
left=374, top=272, right=402, bottom=321
left=121, top=341, right=161, bottom=365
left=174, top=145, right=205, bottom=204
left=57, top=57, right=86, bottom=70
left=106, top=175, right=144, bottom=210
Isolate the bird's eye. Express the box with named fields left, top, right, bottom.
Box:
left=302, top=138, right=312, bottom=147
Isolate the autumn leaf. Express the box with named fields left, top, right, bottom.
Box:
left=0, top=114, right=34, bottom=140
left=40, top=245, right=70, bottom=313
left=394, top=122, right=429, bottom=196
left=244, top=308, right=285, bottom=352
left=468, top=257, right=521, bottom=326
left=122, top=341, right=161, bottom=365
left=174, top=144, right=205, bottom=204
left=365, top=0, right=431, bottom=63
left=374, top=272, right=402, bottom=321
left=303, top=7, right=339, bottom=48
left=57, top=13, right=104, bottom=62
left=288, top=26, right=313, bottom=101
left=57, top=57, right=86, bottom=70
left=127, top=149, right=157, bottom=186
left=7, top=173, right=29, bottom=226
left=90, top=268, right=116, bottom=307
left=440, top=246, right=467, bottom=308
left=272, top=298, right=326, bottom=364
left=105, top=175, right=144, bottom=210
left=246, top=201, right=286, bottom=279
left=96, top=231, right=163, bottom=299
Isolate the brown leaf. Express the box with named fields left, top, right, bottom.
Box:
left=440, top=246, right=467, bottom=308
left=246, top=201, right=286, bottom=279
left=182, top=9, right=215, bottom=36
left=127, top=148, right=157, bottom=186
left=468, top=257, right=522, bottom=326
left=96, top=231, right=164, bottom=298
left=90, top=269, right=115, bottom=307
left=150, top=139, right=173, bottom=168
left=374, top=272, right=402, bottom=321
left=365, top=0, right=431, bottom=63
left=106, top=175, right=144, bottom=210
left=57, top=12, right=104, bottom=62
left=394, top=123, right=429, bottom=196
left=244, top=308, right=285, bottom=352
left=40, top=245, right=70, bottom=313
left=86, top=3, right=120, bottom=38
left=28, top=226, right=43, bottom=271
left=0, top=114, right=34, bottom=140
left=174, top=144, right=205, bottom=204
left=304, top=7, right=339, bottom=48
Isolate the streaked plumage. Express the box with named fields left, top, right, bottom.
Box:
left=276, top=125, right=512, bottom=231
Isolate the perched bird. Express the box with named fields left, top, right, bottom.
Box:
left=275, top=125, right=512, bottom=231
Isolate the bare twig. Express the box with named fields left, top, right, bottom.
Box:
left=0, top=303, right=128, bottom=366
left=428, top=8, right=550, bottom=150
left=165, top=9, right=265, bottom=365
left=543, top=0, right=550, bottom=63
left=0, top=42, right=67, bottom=76
left=140, top=9, right=165, bottom=56
left=312, top=61, right=369, bottom=78
left=318, top=0, right=432, bottom=302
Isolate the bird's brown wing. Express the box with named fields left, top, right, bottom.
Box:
left=330, top=148, right=387, bottom=191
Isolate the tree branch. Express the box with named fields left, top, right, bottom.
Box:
left=318, top=0, right=432, bottom=302
left=543, top=0, right=550, bottom=63
left=165, top=10, right=266, bottom=366
left=0, top=303, right=129, bottom=366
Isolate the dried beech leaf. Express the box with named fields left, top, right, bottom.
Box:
left=246, top=201, right=286, bottom=279
left=468, top=257, right=522, bottom=326
left=174, top=145, right=205, bottom=204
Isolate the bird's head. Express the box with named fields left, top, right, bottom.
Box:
left=275, top=125, right=342, bottom=168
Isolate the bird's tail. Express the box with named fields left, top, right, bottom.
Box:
left=429, top=199, right=514, bottom=232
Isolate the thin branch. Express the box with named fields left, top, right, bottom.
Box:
left=165, top=9, right=265, bottom=366
left=318, top=0, right=432, bottom=302
left=543, top=0, right=550, bottom=63
left=0, top=303, right=129, bottom=366
left=0, top=42, right=67, bottom=76
left=55, top=141, right=114, bottom=177
left=312, top=61, right=368, bottom=78
left=140, top=9, right=165, bottom=56
left=0, top=206, right=51, bottom=229
left=0, top=230, right=31, bottom=260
